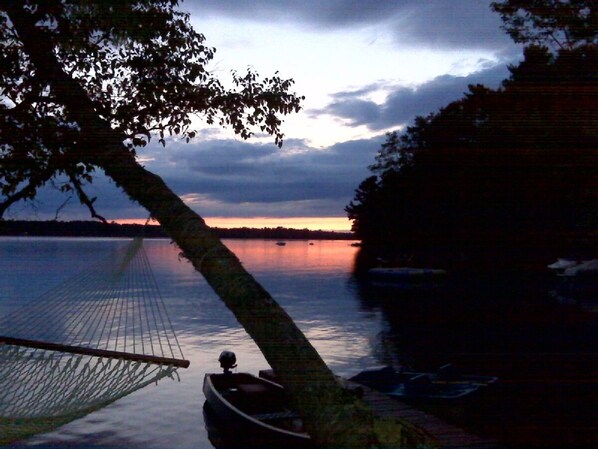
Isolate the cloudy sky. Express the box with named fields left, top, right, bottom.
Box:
left=15, top=0, right=523, bottom=230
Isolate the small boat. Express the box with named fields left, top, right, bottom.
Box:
left=367, top=267, right=447, bottom=289
left=553, top=259, right=598, bottom=298
left=203, top=352, right=310, bottom=447
left=349, top=364, right=497, bottom=400
left=559, top=259, right=598, bottom=278
left=547, top=258, right=580, bottom=274
left=276, top=241, right=286, bottom=246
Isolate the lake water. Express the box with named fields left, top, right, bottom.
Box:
left=0, top=237, right=596, bottom=448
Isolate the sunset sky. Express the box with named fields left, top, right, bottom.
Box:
left=12, top=0, right=522, bottom=231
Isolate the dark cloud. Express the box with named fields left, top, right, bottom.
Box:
left=391, top=1, right=514, bottom=51
left=185, top=0, right=516, bottom=51
left=185, top=0, right=399, bottom=28
left=316, top=63, right=511, bottom=130
left=323, top=99, right=381, bottom=128
left=8, top=136, right=384, bottom=221
left=159, top=137, right=382, bottom=205
left=167, top=139, right=279, bottom=178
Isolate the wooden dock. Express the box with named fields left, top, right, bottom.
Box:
left=358, top=385, right=505, bottom=448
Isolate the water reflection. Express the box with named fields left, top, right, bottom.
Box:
left=142, top=239, right=377, bottom=375
left=222, top=239, right=359, bottom=275
left=354, top=273, right=598, bottom=447
left=140, top=239, right=359, bottom=277
left=356, top=275, right=597, bottom=368
left=1, top=238, right=595, bottom=448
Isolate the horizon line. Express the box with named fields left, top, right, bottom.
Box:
left=115, top=216, right=353, bottom=232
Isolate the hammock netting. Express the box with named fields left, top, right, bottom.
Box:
left=0, top=238, right=186, bottom=365
left=0, top=345, right=179, bottom=444
left=0, top=238, right=188, bottom=443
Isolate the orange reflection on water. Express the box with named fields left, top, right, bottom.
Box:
left=140, top=239, right=373, bottom=374
left=223, top=239, right=359, bottom=275
left=141, top=238, right=360, bottom=276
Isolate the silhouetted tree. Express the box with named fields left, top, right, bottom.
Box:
left=491, top=0, right=597, bottom=51
left=0, top=2, right=378, bottom=446
left=348, top=37, right=597, bottom=271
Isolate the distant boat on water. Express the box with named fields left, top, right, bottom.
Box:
left=275, top=242, right=286, bottom=246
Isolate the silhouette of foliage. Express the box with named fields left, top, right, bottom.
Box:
left=0, top=0, right=303, bottom=220
left=491, top=0, right=597, bottom=51
left=347, top=43, right=597, bottom=272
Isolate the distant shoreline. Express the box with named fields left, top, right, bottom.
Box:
left=0, top=220, right=355, bottom=240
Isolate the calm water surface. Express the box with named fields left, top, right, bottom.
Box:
left=0, top=237, right=596, bottom=448
left=0, top=238, right=379, bottom=448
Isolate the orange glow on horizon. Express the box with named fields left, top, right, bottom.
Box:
left=114, top=216, right=352, bottom=232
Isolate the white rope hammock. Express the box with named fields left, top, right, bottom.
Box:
left=0, top=238, right=189, bottom=443
left=0, top=345, right=179, bottom=444
left=0, top=237, right=188, bottom=366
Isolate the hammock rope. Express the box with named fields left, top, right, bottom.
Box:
left=0, top=238, right=188, bottom=367
left=0, top=345, right=179, bottom=444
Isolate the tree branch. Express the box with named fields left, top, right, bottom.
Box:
left=53, top=193, right=72, bottom=220
left=67, top=173, right=107, bottom=223
left=0, top=169, right=54, bottom=218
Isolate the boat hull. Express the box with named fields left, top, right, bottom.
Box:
left=203, top=372, right=310, bottom=448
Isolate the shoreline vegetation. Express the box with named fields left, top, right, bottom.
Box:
left=345, top=43, right=597, bottom=277
left=0, top=220, right=355, bottom=240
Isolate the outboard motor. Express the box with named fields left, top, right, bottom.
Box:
left=218, top=351, right=237, bottom=374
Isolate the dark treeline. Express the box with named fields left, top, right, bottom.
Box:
left=214, top=226, right=353, bottom=240
left=347, top=2, right=597, bottom=274
left=0, top=220, right=354, bottom=240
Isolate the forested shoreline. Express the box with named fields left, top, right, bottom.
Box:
left=346, top=15, right=597, bottom=274
left=0, top=220, right=354, bottom=240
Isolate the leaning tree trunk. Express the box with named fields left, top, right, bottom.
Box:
left=6, top=7, right=378, bottom=448
left=95, top=148, right=377, bottom=448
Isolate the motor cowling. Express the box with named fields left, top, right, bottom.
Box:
left=218, top=351, right=237, bottom=374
